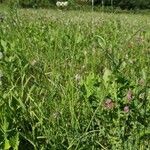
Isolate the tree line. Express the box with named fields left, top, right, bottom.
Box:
left=0, top=0, right=150, bottom=9
left=100, top=0, right=150, bottom=9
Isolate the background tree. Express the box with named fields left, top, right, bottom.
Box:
left=0, top=0, right=150, bottom=9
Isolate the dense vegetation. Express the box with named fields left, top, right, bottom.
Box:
left=0, top=8, right=150, bottom=149
left=0, top=0, right=150, bottom=9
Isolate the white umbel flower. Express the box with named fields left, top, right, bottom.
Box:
left=56, top=1, right=68, bottom=7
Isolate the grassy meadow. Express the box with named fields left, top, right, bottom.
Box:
left=0, top=8, right=150, bottom=149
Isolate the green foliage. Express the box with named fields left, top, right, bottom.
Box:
left=1, top=0, right=150, bottom=9
left=18, top=0, right=52, bottom=8
left=0, top=9, right=150, bottom=149
left=117, top=0, right=150, bottom=9
left=89, top=0, right=150, bottom=9
left=1, top=0, right=56, bottom=8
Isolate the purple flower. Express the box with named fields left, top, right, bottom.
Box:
left=104, top=99, right=114, bottom=110
left=124, top=106, right=129, bottom=113
left=127, top=90, right=133, bottom=102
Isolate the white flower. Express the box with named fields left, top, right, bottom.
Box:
left=0, top=52, right=3, bottom=59
left=63, top=1, right=68, bottom=7
left=56, top=1, right=61, bottom=7
left=56, top=1, right=68, bottom=7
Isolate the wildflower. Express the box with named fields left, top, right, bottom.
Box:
left=124, top=106, right=129, bottom=113
left=0, top=52, right=3, bottom=59
left=104, top=98, right=114, bottom=110
left=56, top=1, right=61, bottom=7
left=127, top=90, right=133, bottom=102
left=56, top=1, right=68, bottom=7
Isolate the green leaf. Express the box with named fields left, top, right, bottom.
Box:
left=4, top=138, right=11, bottom=150
left=95, top=35, right=106, bottom=49
left=103, top=68, right=112, bottom=86
left=139, top=130, right=150, bottom=140
left=10, top=133, right=20, bottom=150
left=1, top=118, right=9, bottom=133
left=76, top=34, right=82, bottom=44
left=1, top=40, right=7, bottom=51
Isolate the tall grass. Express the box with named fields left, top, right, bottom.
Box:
left=0, top=8, right=150, bottom=149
